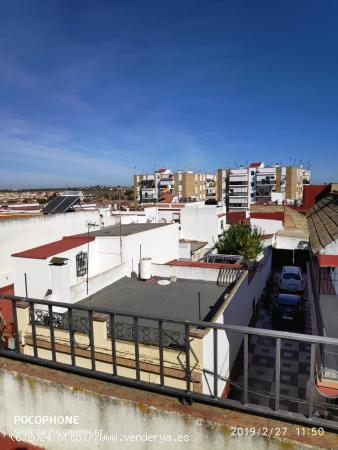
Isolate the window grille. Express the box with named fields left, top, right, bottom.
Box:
left=76, top=251, right=87, bottom=277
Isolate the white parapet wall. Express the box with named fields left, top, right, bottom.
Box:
left=151, top=263, right=221, bottom=282
left=0, top=365, right=305, bottom=450
left=70, top=263, right=129, bottom=302
left=180, top=205, right=225, bottom=248
left=250, top=218, right=284, bottom=235
left=202, top=248, right=272, bottom=396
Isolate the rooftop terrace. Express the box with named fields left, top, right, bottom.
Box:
left=78, top=223, right=171, bottom=237
left=77, top=275, right=227, bottom=323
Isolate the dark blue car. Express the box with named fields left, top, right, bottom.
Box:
left=272, top=293, right=305, bottom=332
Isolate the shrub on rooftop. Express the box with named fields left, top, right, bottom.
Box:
left=215, top=223, right=264, bottom=262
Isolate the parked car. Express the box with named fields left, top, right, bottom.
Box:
left=272, top=293, right=305, bottom=331
left=279, top=266, right=305, bottom=293
left=297, top=240, right=309, bottom=250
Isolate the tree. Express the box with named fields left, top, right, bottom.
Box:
left=215, top=223, right=264, bottom=261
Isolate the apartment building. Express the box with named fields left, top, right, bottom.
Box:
left=217, top=169, right=227, bottom=205
left=228, top=167, right=249, bottom=209
left=134, top=163, right=310, bottom=208
left=133, top=169, right=175, bottom=204
left=134, top=169, right=213, bottom=204
left=228, top=162, right=310, bottom=210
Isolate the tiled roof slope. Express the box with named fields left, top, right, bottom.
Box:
left=250, top=204, right=308, bottom=234
left=306, top=194, right=338, bottom=253
left=12, top=236, right=95, bottom=259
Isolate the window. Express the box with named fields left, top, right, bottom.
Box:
left=283, top=273, right=301, bottom=280
left=76, top=251, right=87, bottom=277
left=251, top=171, right=255, bottom=175
left=221, top=220, right=224, bottom=230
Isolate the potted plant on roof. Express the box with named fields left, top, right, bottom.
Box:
left=215, top=223, right=264, bottom=269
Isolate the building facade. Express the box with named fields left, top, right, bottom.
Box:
left=134, top=169, right=221, bottom=204
left=228, top=162, right=310, bottom=210
left=134, top=163, right=310, bottom=209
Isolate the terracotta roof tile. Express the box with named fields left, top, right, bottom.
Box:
left=307, top=194, right=338, bottom=253
left=12, top=236, right=95, bottom=259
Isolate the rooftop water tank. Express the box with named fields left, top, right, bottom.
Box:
left=140, top=257, right=152, bottom=280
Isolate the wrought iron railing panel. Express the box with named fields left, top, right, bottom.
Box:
left=2, top=294, right=338, bottom=432
left=33, top=308, right=89, bottom=333
left=106, top=317, right=185, bottom=349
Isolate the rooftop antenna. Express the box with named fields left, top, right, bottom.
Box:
left=86, top=221, right=99, bottom=295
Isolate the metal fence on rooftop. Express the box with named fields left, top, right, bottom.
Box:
left=1, top=294, right=338, bottom=433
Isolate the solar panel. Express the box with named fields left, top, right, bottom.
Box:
left=43, top=196, right=65, bottom=214
left=43, top=196, right=80, bottom=214
left=52, top=196, right=79, bottom=213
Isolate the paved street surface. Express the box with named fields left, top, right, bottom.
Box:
left=230, top=273, right=312, bottom=415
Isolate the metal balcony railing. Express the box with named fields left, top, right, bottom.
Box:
left=1, top=294, right=338, bottom=432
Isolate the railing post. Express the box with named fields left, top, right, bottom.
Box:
left=275, top=337, right=281, bottom=411
left=213, top=328, right=218, bottom=399
left=185, top=322, right=191, bottom=393
left=29, top=302, right=38, bottom=358
left=48, top=304, right=56, bottom=362
left=88, top=310, right=96, bottom=371
left=243, top=333, right=249, bottom=405
left=109, top=313, right=117, bottom=375
left=159, top=320, right=164, bottom=387
left=11, top=299, right=20, bottom=353
left=134, top=317, right=140, bottom=381
left=68, top=308, right=76, bottom=366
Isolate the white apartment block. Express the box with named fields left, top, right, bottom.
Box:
left=228, top=163, right=310, bottom=210
left=134, top=163, right=310, bottom=210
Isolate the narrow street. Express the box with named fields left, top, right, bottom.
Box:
left=230, top=269, right=313, bottom=415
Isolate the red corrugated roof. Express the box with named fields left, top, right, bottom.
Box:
left=249, top=162, right=262, bottom=168
left=318, top=254, right=338, bottom=268
left=227, top=211, right=248, bottom=224
left=250, top=212, right=284, bottom=221
left=12, top=236, right=95, bottom=259
left=303, top=184, right=329, bottom=210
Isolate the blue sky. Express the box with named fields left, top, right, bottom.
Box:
left=0, top=0, right=337, bottom=188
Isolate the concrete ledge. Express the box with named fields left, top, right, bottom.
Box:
left=0, top=357, right=337, bottom=449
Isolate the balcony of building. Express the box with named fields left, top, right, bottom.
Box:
left=228, top=180, right=248, bottom=186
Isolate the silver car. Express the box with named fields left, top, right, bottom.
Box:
left=279, top=266, right=305, bottom=293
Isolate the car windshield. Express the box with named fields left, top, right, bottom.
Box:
left=283, top=273, right=301, bottom=280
